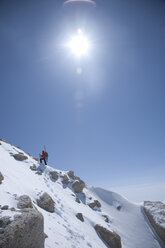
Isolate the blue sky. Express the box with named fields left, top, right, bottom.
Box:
left=0, top=0, right=165, bottom=202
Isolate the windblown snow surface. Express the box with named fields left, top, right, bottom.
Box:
left=0, top=140, right=163, bottom=248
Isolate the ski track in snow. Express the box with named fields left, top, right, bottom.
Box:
left=0, top=140, right=164, bottom=248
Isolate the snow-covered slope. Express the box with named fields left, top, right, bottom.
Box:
left=0, top=140, right=164, bottom=248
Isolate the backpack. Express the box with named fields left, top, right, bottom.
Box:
left=45, top=151, right=48, bottom=158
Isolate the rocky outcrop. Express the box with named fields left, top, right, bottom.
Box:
left=76, top=213, right=84, bottom=222
left=0, top=216, right=11, bottom=229
left=32, top=156, right=39, bottom=162
left=68, top=171, right=75, bottom=179
left=76, top=197, right=81, bottom=203
left=61, top=175, right=69, bottom=184
left=12, top=154, right=28, bottom=161
left=37, top=192, right=55, bottom=213
left=144, top=201, right=165, bottom=243
left=50, top=171, right=59, bottom=180
left=102, top=215, right=109, bottom=223
left=30, top=165, right=37, bottom=171
left=72, top=180, right=85, bottom=193
left=0, top=172, right=4, bottom=184
left=95, top=225, right=122, bottom=248
left=88, top=200, right=101, bottom=209
left=17, top=195, right=33, bottom=209
left=0, top=208, right=45, bottom=248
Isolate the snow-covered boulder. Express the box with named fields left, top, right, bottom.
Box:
left=72, top=180, right=85, bottom=193
left=0, top=208, right=45, bottom=248
left=17, top=195, right=33, bottom=209
left=144, top=201, right=165, bottom=242
left=37, top=192, right=55, bottom=213
left=12, top=153, right=28, bottom=161
left=95, top=225, right=122, bottom=248
left=50, top=171, right=59, bottom=180
left=0, top=172, right=4, bottom=184
left=88, top=200, right=101, bottom=209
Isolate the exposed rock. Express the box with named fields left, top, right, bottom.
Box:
left=0, top=208, right=45, bottom=248
left=44, top=233, right=48, bottom=239
left=32, top=156, right=39, bottom=162
left=0, top=142, right=1, bottom=145
left=12, top=154, right=28, bottom=161
left=37, top=192, right=55, bottom=213
left=89, top=197, right=92, bottom=200
left=144, top=201, right=165, bottom=243
left=67, top=171, right=81, bottom=181
left=0, top=172, right=4, bottom=184
left=0, top=216, right=11, bottom=228
left=102, top=215, right=109, bottom=223
left=61, top=175, right=69, bottom=185
left=117, top=205, right=122, bottom=211
left=30, top=165, right=37, bottom=171
left=72, top=180, right=85, bottom=193
left=0, top=139, right=7, bottom=143
left=76, top=213, right=84, bottom=222
left=95, top=225, right=122, bottom=248
left=76, top=197, right=81, bottom=204
left=68, top=170, right=75, bottom=179
left=10, top=207, right=16, bottom=211
left=89, top=200, right=101, bottom=209
left=17, top=195, right=33, bottom=209
left=37, top=171, right=43, bottom=175
left=50, top=171, right=59, bottom=180
left=1, top=205, right=9, bottom=210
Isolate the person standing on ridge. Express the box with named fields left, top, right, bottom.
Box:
left=39, top=150, right=47, bottom=165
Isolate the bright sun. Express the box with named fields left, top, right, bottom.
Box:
left=68, top=29, right=89, bottom=57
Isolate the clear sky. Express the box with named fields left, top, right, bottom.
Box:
left=0, top=0, right=165, bottom=202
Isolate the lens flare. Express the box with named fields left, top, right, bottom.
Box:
left=63, top=0, right=96, bottom=7
left=68, top=30, right=89, bottom=57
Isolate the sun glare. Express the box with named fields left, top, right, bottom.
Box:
left=68, top=29, right=89, bottom=57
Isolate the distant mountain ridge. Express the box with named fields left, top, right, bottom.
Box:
left=0, top=139, right=165, bottom=248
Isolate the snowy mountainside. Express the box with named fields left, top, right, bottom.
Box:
left=0, top=140, right=164, bottom=248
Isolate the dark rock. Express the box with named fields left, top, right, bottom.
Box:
left=117, top=205, right=121, bottom=211
left=30, top=165, right=37, bottom=171
left=72, top=180, right=85, bottom=193
left=76, top=213, right=84, bottom=222
left=1, top=205, right=9, bottom=210
left=32, top=157, right=39, bottom=162
left=61, top=175, right=69, bottom=185
left=37, top=171, right=43, bottom=175
left=44, top=233, right=48, bottom=239
left=0, top=172, right=4, bottom=184
left=95, top=225, right=122, bottom=248
left=144, top=201, right=165, bottom=243
left=10, top=208, right=16, bottom=211
left=37, top=192, right=55, bottom=213
left=0, top=208, right=45, bottom=248
left=89, top=197, right=92, bottom=200
left=12, top=154, right=28, bottom=161
left=50, top=171, right=59, bottom=180
left=68, top=171, right=75, bottom=179
left=102, top=215, right=109, bottom=223
left=89, top=200, right=101, bottom=209
left=0, top=216, right=11, bottom=228
left=76, top=197, right=81, bottom=204
left=17, top=195, right=33, bottom=209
